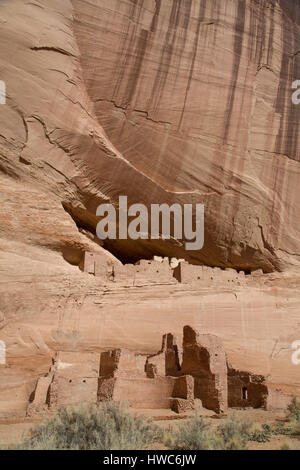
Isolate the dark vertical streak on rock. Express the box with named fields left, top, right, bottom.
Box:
left=275, top=0, right=300, bottom=160
left=223, top=0, right=246, bottom=142
left=148, top=0, right=182, bottom=113
left=178, top=0, right=206, bottom=131
left=270, top=0, right=300, bottom=243
left=165, top=0, right=193, bottom=90
left=249, top=2, right=257, bottom=61
left=171, top=0, right=193, bottom=97
left=125, top=28, right=150, bottom=106
left=267, top=2, right=274, bottom=65
left=257, top=2, right=266, bottom=65
left=112, top=0, right=143, bottom=104
left=150, top=0, right=161, bottom=32
left=210, top=0, right=220, bottom=45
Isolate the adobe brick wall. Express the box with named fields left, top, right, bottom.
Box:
left=266, top=387, right=292, bottom=411
left=80, top=251, right=114, bottom=279
left=108, top=376, right=176, bottom=409
left=26, top=328, right=272, bottom=415
left=100, top=349, right=146, bottom=378
left=171, top=375, right=195, bottom=413
left=170, top=398, right=194, bottom=413
left=172, top=375, right=194, bottom=400
left=98, top=377, right=116, bottom=401
left=173, top=261, right=245, bottom=286
left=80, top=251, right=95, bottom=274
left=81, top=251, right=249, bottom=288
left=113, top=263, right=135, bottom=285
left=49, top=376, right=99, bottom=407
left=181, top=326, right=228, bottom=414
left=56, top=351, right=100, bottom=378
left=228, top=368, right=268, bottom=408
left=145, top=333, right=181, bottom=378
left=27, top=376, right=52, bottom=416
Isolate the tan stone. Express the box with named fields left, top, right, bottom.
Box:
left=27, top=376, right=52, bottom=417
left=227, top=368, right=268, bottom=409
left=170, top=398, right=194, bottom=414
left=0, top=0, right=300, bottom=419
left=172, top=375, right=194, bottom=401
left=181, top=326, right=228, bottom=414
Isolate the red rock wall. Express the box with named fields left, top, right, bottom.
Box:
left=0, top=0, right=300, bottom=418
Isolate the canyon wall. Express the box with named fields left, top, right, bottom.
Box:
left=0, top=0, right=300, bottom=417
left=1, top=0, right=300, bottom=271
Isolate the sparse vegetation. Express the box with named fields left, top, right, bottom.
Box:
left=286, top=396, right=300, bottom=437
left=21, top=402, right=162, bottom=450
left=165, top=414, right=223, bottom=450
left=218, top=415, right=252, bottom=449
left=287, top=395, right=300, bottom=421
left=248, top=423, right=272, bottom=443
left=3, top=397, right=300, bottom=450
left=272, top=396, right=300, bottom=438
left=165, top=400, right=300, bottom=451
left=165, top=413, right=252, bottom=450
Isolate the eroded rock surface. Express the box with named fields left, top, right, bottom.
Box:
left=0, top=0, right=300, bottom=418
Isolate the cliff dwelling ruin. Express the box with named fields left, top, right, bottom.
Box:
left=79, top=250, right=264, bottom=287
left=27, top=325, right=272, bottom=417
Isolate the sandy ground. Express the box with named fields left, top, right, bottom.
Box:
left=0, top=408, right=299, bottom=450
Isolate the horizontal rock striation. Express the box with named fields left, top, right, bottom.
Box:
left=0, top=0, right=300, bottom=418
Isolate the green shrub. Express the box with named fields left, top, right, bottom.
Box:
left=22, top=402, right=162, bottom=450
left=273, top=425, right=293, bottom=436
left=168, top=414, right=223, bottom=450
left=272, top=396, right=300, bottom=437
left=166, top=414, right=252, bottom=450
left=287, top=396, right=300, bottom=437
left=287, top=396, right=300, bottom=422
left=218, top=415, right=252, bottom=450
left=288, top=419, right=300, bottom=437
left=248, top=424, right=272, bottom=443
left=272, top=396, right=300, bottom=438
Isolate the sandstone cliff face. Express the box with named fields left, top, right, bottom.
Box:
left=1, top=0, right=300, bottom=271
left=72, top=0, right=300, bottom=271
left=0, top=0, right=300, bottom=417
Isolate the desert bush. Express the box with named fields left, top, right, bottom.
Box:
left=287, top=396, right=300, bottom=422
left=289, top=420, right=300, bottom=437
left=167, top=414, right=223, bottom=450
left=287, top=396, right=300, bottom=437
left=273, top=425, right=293, bottom=436
left=248, top=423, right=272, bottom=443
left=273, top=396, right=300, bottom=438
left=21, top=402, right=162, bottom=450
left=166, top=413, right=252, bottom=450
left=217, top=415, right=252, bottom=450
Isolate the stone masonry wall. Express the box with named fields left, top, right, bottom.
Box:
left=80, top=252, right=255, bottom=288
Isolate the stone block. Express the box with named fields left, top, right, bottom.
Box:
left=170, top=398, right=194, bottom=414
